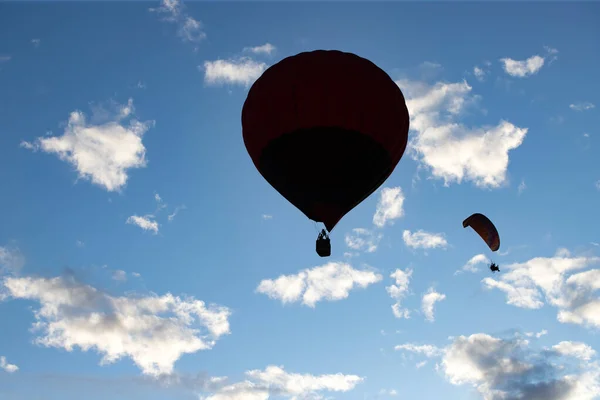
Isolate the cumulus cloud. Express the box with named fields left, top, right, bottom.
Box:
left=396, top=332, right=600, bottom=400
left=421, top=287, right=445, bottom=322
left=402, top=230, right=447, bottom=250
left=20, top=98, right=153, bottom=192
left=500, top=55, right=546, bottom=78
left=0, top=245, right=25, bottom=274
left=149, top=0, right=206, bottom=43
left=2, top=274, right=231, bottom=376
left=256, top=262, right=382, bottom=308
left=396, top=79, right=527, bottom=188
left=203, top=58, right=268, bottom=87
left=243, top=43, right=276, bottom=56
left=387, top=268, right=413, bottom=319
left=570, top=102, right=595, bottom=112
left=483, top=248, right=600, bottom=328
left=456, top=254, right=489, bottom=274
left=198, top=365, right=363, bottom=399
left=0, top=356, right=18, bottom=373
left=127, top=215, right=159, bottom=234
left=345, top=228, right=383, bottom=253
left=373, top=187, right=405, bottom=228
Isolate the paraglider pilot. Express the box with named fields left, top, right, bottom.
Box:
left=316, top=229, right=331, bottom=257
left=489, top=262, right=500, bottom=273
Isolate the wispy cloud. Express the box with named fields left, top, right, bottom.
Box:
left=570, top=102, right=595, bottom=112
left=0, top=245, right=25, bottom=274
left=345, top=228, right=383, bottom=253
left=387, top=268, right=413, bottom=319
left=456, top=254, right=489, bottom=275
left=518, top=179, right=527, bottom=194
left=31, top=38, right=41, bottom=48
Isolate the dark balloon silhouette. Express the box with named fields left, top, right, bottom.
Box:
left=463, top=213, right=500, bottom=252
left=242, top=50, right=410, bottom=256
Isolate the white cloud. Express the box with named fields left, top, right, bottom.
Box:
left=21, top=98, right=153, bottom=192
left=127, top=215, right=159, bottom=234
left=31, top=38, right=41, bottom=47
left=76, top=240, right=85, bottom=247
left=386, top=268, right=412, bottom=319
left=483, top=249, right=600, bottom=328
left=0, top=245, right=25, bottom=274
left=570, top=102, right=595, bottom=112
left=472, top=64, right=490, bottom=82
left=373, top=187, right=405, bottom=228
left=243, top=43, right=276, bottom=56
left=0, top=356, right=18, bottom=373
left=168, top=205, right=186, bottom=221
left=500, top=55, right=546, bottom=77
left=345, top=228, right=383, bottom=253
left=261, top=214, right=273, bottom=220
left=203, top=58, right=267, bottom=87
left=199, top=365, right=363, bottom=399
left=112, top=270, right=127, bottom=282
left=416, top=361, right=427, bottom=369
left=132, top=272, right=141, bottom=278
left=396, top=79, right=527, bottom=188
left=256, top=262, right=382, bottom=308
left=150, top=0, right=206, bottom=43
left=402, top=230, right=448, bottom=250
left=456, top=254, right=489, bottom=274
left=518, top=179, right=526, bottom=194
left=553, top=341, right=596, bottom=361
left=2, top=274, right=231, bottom=376
left=378, top=388, right=399, bottom=396
left=421, top=288, right=445, bottom=322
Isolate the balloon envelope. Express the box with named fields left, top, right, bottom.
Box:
left=242, top=50, right=410, bottom=231
left=463, top=213, right=500, bottom=252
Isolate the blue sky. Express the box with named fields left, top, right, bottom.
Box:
left=1, top=1, right=600, bottom=399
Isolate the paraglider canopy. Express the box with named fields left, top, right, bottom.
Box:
left=241, top=50, right=410, bottom=233
left=463, top=213, right=500, bottom=252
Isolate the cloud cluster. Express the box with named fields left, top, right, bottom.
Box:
left=483, top=248, right=600, bottom=328
left=21, top=98, right=153, bottom=192
left=396, top=79, right=527, bottom=188
left=396, top=333, right=600, bottom=400
left=2, top=275, right=231, bottom=376
left=256, top=262, right=382, bottom=308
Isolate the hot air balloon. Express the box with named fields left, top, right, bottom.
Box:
left=242, top=50, right=410, bottom=257
left=463, top=213, right=500, bottom=272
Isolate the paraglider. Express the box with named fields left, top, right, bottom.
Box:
left=463, top=213, right=500, bottom=272
left=489, top=262, right=500, bottom=273
left=242, top=50, right=410, bottom=257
